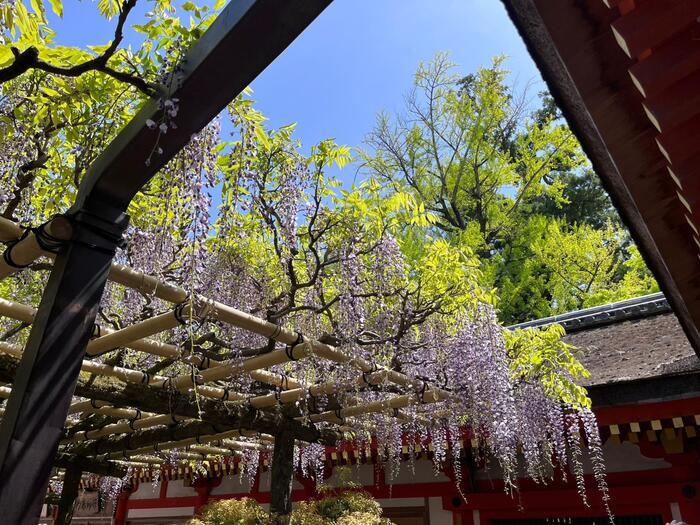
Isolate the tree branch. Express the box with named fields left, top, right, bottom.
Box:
left=2, top=152, right=50, bottom=220
left=0, top=0, right=158, bottom=97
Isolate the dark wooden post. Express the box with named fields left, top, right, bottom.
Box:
left=55, top=463, right=84, bottom=525
left=270, top=429, right=295, bottom=524
left=0, top=208, right=128, bottom=525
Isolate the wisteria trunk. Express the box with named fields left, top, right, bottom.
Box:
left=270, top=429, right=295, bottom=524
left=55, top=463, right=83, bottom=525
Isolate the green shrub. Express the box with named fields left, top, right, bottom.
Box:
left=291, top=489, right=394, bottom=525
left=189, top=497, right=270, bottom=525
left=187, top=490, right=394, bottom=525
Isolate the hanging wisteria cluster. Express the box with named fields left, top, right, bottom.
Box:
left=1, top=90, right=610, bottom=516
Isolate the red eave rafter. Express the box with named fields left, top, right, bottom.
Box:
left=509, top=0, right=700, bottom=355
left=607, top=0, right=700, bottom=242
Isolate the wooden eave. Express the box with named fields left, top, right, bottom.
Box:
left=503, top=0, right=700, bottom=356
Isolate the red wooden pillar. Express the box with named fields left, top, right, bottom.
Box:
left=294, top=473, right=315, bottom=501
left=113, top=488, right=132, bottom=525
left=677, top=491, right=700, bottom=523
left=193, top=476, right=220, bottom=515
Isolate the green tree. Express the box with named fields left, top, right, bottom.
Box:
left=363, top=53, right=657, bottom=323
left=532, top=169, right=620, bottom=229
left=0, top=0, right=221, bottom=223
left=530, top=220, right=657, bottom=312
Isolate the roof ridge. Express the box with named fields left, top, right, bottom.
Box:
left=508, top=293, right=671, bottom=333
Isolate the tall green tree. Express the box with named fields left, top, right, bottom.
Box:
left=363, top=53, right=658, bottom=323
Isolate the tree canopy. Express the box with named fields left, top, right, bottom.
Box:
left=363, top=53, right=658, bottom=323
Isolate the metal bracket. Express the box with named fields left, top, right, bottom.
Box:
left=66, top=204, right=130, bottom=253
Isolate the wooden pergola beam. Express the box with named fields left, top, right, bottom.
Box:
left=53, top=453, right=128, bottom=478
left=0, top=353, right=342, bottom=446
left=64, top=419, right=247, bottom=458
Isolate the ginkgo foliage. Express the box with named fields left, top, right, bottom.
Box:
left=363, top=53, right=658, bottom=323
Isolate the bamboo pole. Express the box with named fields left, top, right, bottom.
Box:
left=0, top=216, right=72, bottom=280
left=0, top=298, right=302, bottom=392
left=308, top=388, right=445, bottom=424
left=0, top=218, right=444, bottom=396
left=0, top=298, right=35, bottom=324
left=67, top=399, right=110, bottom=415
left=0, top=341, right=164, bottom=387
left=116, top=455, right=166, bottom=465
left=64, top=413, right=192, bottom=443
left=150, top=343, right=312, bottom=391
left=112, top=458, right=155, bottom=468
left=199, top=299, right=454, bottom=401
left=246, top=370, right=388, bottom=409
left=119, top=450, right=243, bottom=466
left=0, top=217, right=185, bottom=302
left=0, top=220, right=454, bottom=430
left=0, top=297, right=183, bottom=361
left=187, top=444, right=239, bottom=456
left=0, top=298, right=181, bottom=358
left=0, top=350, right=342, bottom=445
left=120, top=452, right=219, bottom=465
left=0, top=302, right=434, bottom=430
left=85, top=306, right=192, bottom=355
left=102, top=429, right=268, bottom=460
left=70, top=406, right=156, bottom=421
left=0, top=341, right=246, bottom=405
left=64, top=403, right=273, bottom=446
left=2, top=310, right=437, bottom=439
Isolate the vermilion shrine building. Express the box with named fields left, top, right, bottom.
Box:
left=60, top=294, right=700, bottom=525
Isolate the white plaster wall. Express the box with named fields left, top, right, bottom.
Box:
left=384, top=459, right=450, bottom=485
left=210, top=474, right=252, bottom=495
left=166, top=479, right=197, bottom=498
left=428, top=496, right=453, bottom=525
left=584, top=440, right=671, bottom=474
left=377, top=497, right=425, bottom=507
left=128, top=506, right=195, bottom=518
left=473, top=439, right=671, bottom=481
left=130, top=481, right=162, bottom=500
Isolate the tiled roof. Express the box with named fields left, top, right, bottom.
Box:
left=566, top=312, right=699, bottom=386
left=510, top=294, right=700, bottom=386
left=511, top=293, right=671, bottom=333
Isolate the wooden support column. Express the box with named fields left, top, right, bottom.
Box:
left=270, top=429, right=295, bottom=524
left=0, top=209, right=128, bottom=525
left=55, top=462, right=83, bottom=525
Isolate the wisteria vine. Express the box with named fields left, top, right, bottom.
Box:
left=1, top=88, right=611, bottom=517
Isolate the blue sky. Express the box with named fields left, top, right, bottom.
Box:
left=249, top=0, right=543, bottom=183
left=49, top=0, right=543, bottom=185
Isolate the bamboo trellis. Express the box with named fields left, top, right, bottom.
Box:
left=0, top=215, right=454, bottom=486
